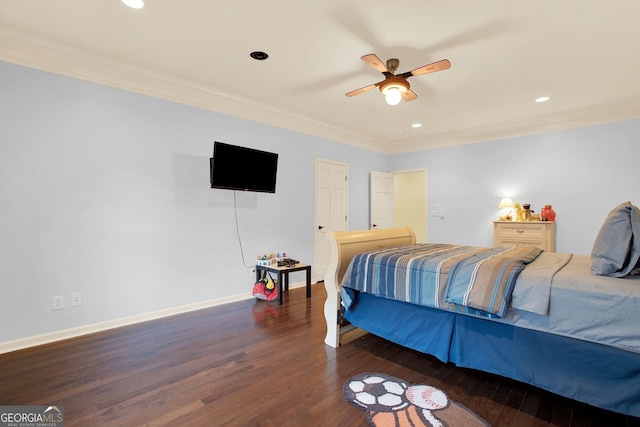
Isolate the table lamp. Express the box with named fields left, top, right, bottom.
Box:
left=498, top=198, right=515, bottom=220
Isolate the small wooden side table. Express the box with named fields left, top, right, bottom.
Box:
left=255, top=263, right=312, bottom=305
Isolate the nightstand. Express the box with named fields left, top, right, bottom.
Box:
left=493, top=221, right=556, bottom=252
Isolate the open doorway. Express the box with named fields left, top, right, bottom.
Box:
left=393, top=169, right=427, bottom=242
left=370, top=169, right=427, bottom=242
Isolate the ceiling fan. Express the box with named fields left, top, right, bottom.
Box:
left=346, top=54, right=451, bottom=105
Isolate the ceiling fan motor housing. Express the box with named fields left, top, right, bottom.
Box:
left=379, top=76, right=410, bottom=94
left=386, top=58, right=400, bottom=74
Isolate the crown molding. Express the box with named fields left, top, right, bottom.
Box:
left=2, top=28, right=639, bottom=155
left=390, top=98, right=640, bottom=154
left=0, top=28, right=388, bottom=153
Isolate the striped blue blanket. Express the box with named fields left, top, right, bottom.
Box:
left=341, top=243, right=542, bottom=318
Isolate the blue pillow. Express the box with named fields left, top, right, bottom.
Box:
left=591, top=202, right=640, bottom=277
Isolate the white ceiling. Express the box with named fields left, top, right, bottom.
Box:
left=1, top=0, right=640, bottom=154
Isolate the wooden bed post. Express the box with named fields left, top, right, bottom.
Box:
left=323, top=227, right=417, bottom=348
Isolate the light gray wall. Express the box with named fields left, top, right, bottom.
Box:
left=391, top=119, right=640, bottom=254
left=0, top=61, right=388, bottom=343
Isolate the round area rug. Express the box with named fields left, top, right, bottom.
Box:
left=344, top=372, right=490, bottom=427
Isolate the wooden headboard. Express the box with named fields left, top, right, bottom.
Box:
left=323, top=227, right=416, bottom=347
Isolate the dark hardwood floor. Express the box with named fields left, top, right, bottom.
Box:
left=1, top=283, right=639, bottom=426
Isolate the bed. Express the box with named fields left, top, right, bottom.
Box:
left=323, top=203, right=640, bottom=417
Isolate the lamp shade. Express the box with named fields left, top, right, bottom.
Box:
left=498, top=197, right=515, bottom=208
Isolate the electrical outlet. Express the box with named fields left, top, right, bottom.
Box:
left=71, top=292, right=82, bottom=307
left=52, top=295, right=64, bottom=311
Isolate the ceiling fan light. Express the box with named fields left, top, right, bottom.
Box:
left=385, top=88, right=402, bottom=105
left=381, top=81, right=407, bottom=106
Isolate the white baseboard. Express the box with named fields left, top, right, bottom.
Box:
left=0, top=293, right=252, bottom=355
left=0, top=281, right=310, bottom=355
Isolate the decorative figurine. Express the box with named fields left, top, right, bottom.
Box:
left=541, top=205, right=556, bottom=221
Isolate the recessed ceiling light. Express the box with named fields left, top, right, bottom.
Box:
left=412, top=123, right=422, bottom=128
left=535, top=96, right=550, bottom=103
left=250, top=51, right=269, bottom=61
left=121, top=0, right=144, bottom=9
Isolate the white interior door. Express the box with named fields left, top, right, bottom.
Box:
left=370, top=171, right=394, bottom=229
left=314, top=159, right=348, bottom=281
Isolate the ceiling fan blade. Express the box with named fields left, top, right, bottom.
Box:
left=402, top=90, right=418, bottom=102
left=361, top=54, right=391, bottom=75
left=345, top=83, right=378, bottom=97
left=399, top=59, right=451, bottom=78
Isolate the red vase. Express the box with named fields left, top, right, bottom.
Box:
left=541, top=205, right=556, bottom=221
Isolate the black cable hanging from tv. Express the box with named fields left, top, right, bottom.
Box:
left=233, top=190, right=254, bottom=269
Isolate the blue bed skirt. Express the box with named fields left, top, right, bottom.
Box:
left=343, top=291, right=640, bottom=417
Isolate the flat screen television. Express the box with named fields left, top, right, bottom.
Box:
left=210, top=141, right=278, bottom=193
